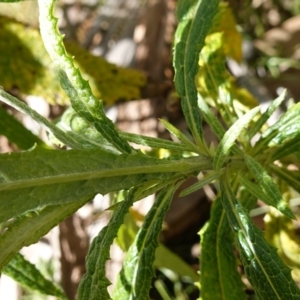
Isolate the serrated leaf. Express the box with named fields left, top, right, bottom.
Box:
left=3, top=253, right=67, bottom=299
left=0, top=196, right=90, bottom=270
left=174, top=0, right=219, bottom=149
left=0, top=105, right=44, bottom=149
left=213, top=107, right=260, bottom=170
left=200, top=197, right=247, bottom=300
left=77, top=189, right=135, bottom=300
left=180, top=171, right=221, bottom=197
left=0, top=146, right=211, bottom=269
left=0, top=146, right=212, bottom=222
left=113, top=184, right=179, bottom=299
left=248, top=90, right=286, bottom=139
left=220, top=176, right=300, bottom=300
left=38, top=0, right=132, bottom=154
left=116, top=210, right=198, bottom=281
left=244, top=155, right=295, bottom=219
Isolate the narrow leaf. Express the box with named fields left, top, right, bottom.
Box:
left=58, top=107, right=187, bottom=152
left=197, top=93, right=225, bottom=140
left=271, top=136, right=300, bottom=161
left=213, top=107, right=260, bottom=170
left=0, top=106, right=44, bottom=150
left=244, top=155, right=295, bottom=219
left=180, top=171, right=221, bottom=197
left=159, top=118, right=201, bottom=153
left=77, top=189, right=135, bottom=300
left=220, top=176, right=300, bottom=299
left=270, top=165, right=300, bottom=194
left=154, top=244, right=198, bottom=281
left=0, top=89, right=84, bottom=149
left=239, top=176, right=287, bottom=213
left=248, top=90, right=286, bottom=139
left=113, top=184, right=179, bottom=299
left=253, top=102, right=300, bottom=155
left=0, top=196, right=90, bottom=270
left=200, top=198, right=246, bottom=300
left=174, top=0, right=219, bottom=149
left=38, top=0, right=131, bottom=154
left=3, top=253, right=67, bottom=299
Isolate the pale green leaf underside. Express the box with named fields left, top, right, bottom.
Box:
left=200, top=198, right=246, bottom=300
left=113, top=184, right=178, bottom=300
left=221, top=177, right=300, bottom=299
left=3, top=253, right=67, bottom=299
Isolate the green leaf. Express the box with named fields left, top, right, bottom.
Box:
left=159, top=118, right=201, bottom=153
left=174, top=0, right=219, bottom=150
left=239, top=175, right=287, bottom=213
left=248, top=90, right=286, bottom=139
left=0, top=146, right=210, bottom=269
left=220, top=176, right=300, bottom=300
left=57, top=107, right=188, bottom=152
left=0, top=146, right=211, bottom=193
left=37, top=0, right=131, bottom=154
left=244, top=155, right=295, bottom=219
left=213, top=107, right=260, bottom=170
left=0, top=89, right=85, bottom=149
left=77, top=189, right=135, bottom=300
left=197, top=93, right=225, bottom=140
left=271, top=136, right=300, bottom=161
left=113, top=184, right=179, bottom=299
left=154, top=244, right=198, bottom=282
left=180, top=171, right=221, bottom=197
left=3, top=253, right=67, bottom=299
left=0, top=146, right=212, bottom=221
left=0, top=105, right=44, bottom=150
left=116, top=210, right=198, bottom=281
left=0, top=196, right=91, bottom=271
left=200, top=198, right=246, bottom=300
left=253, top=102, right=300, bottom=155
left=270, top=165, right=300, bottom=194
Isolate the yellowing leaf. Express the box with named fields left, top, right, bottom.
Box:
left=209, top=2, right=242, bottom=62
left=0, top=16, right=146, bottom=105
left=265, top=207, right=300, bottom=282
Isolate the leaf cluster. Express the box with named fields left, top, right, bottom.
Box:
left=0, top=0, right=300, bottom=299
